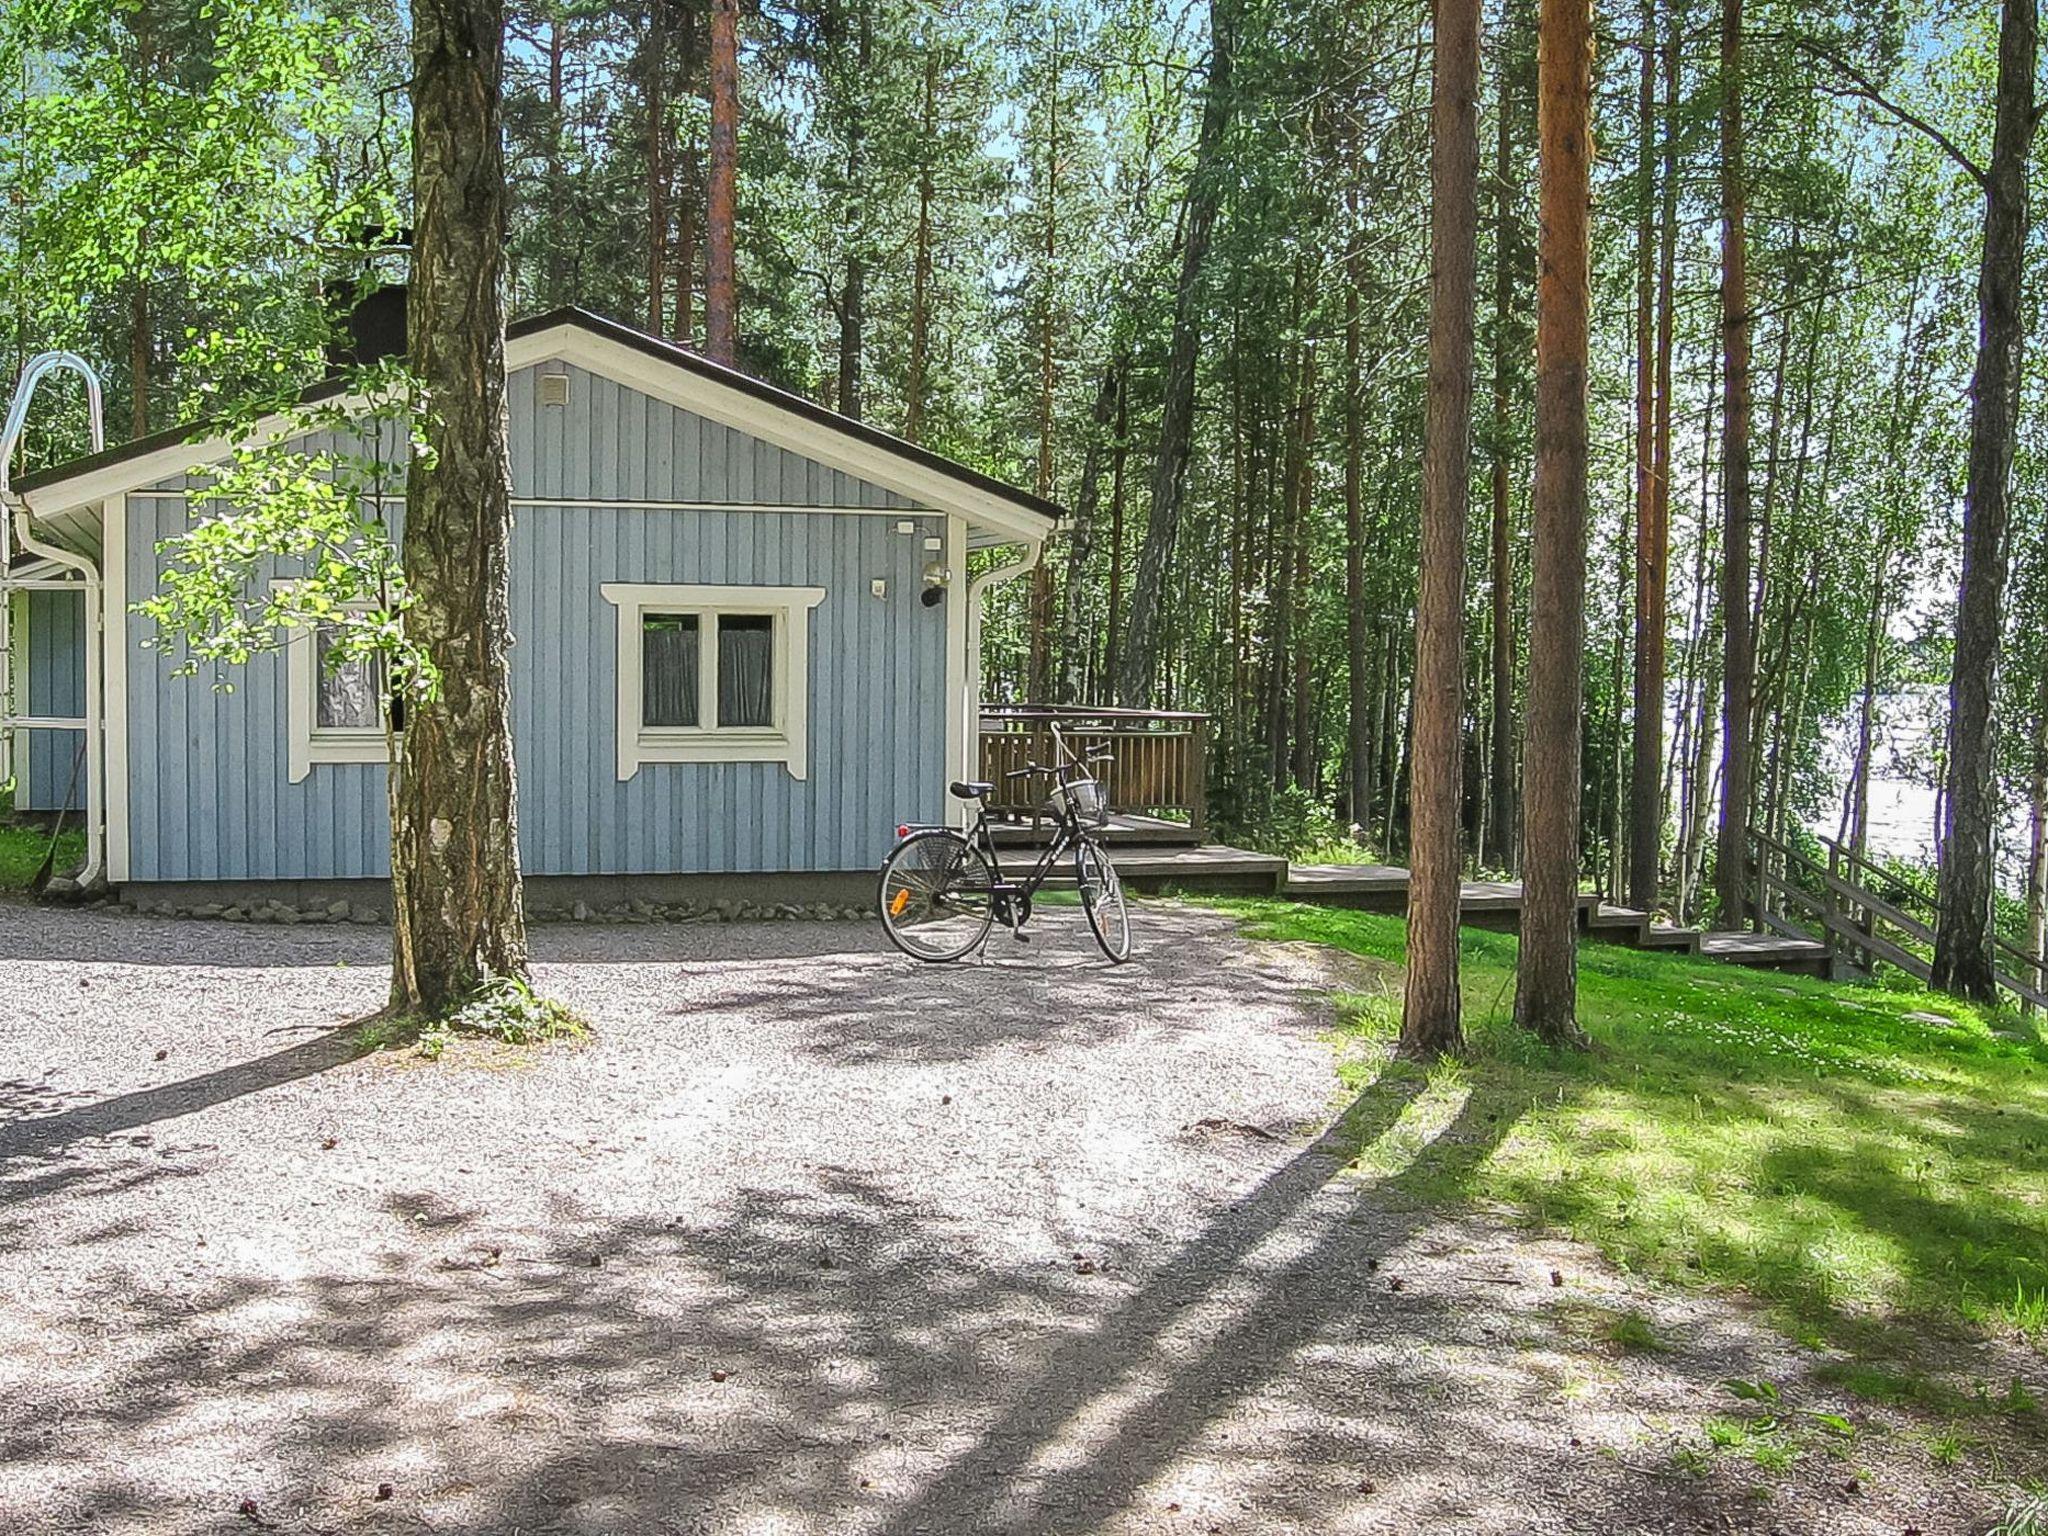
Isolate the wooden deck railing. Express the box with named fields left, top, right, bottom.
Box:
left=979, top=705, right=1209, bottom=836
left=1748, top=826, right=2048, bottom=1012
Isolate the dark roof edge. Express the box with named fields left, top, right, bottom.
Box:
left=12, top=307, right=1064, bottom=529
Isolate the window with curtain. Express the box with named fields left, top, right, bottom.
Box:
left=717, top=615, right=775, bottom=728
left=642, top=613, right=701, bottom=727
left=314, top=625, right=380, bottom=732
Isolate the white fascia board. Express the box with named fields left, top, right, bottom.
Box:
left=22, top=325, right=1058, bottom=547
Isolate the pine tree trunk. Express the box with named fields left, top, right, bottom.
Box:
left=393, top=0, right=529, bottom=1015
left=646, top=0, right=668, bottom=334
left=1515, top=0, right=1591, bottom=1048
left=1627, top=0, right=1671, bottom=912
left=1711, top=0, right=1756, bottom=931
left=1484, top=23, right=1520, bottom=873
left=905, top=51, right=938, bottom=443
left=1058, top=354, right=1124, bottom=702
left=703, top=0, right=739, bottom=366
left=675, top=138, right=698, bottom=344
left=545, top=19, right=567, bottom=307
left=1289, top=338, right=1318, bottom=788
left=1934, top=0, right=2037, bottom=1002
left=1401, top=0, right=1481, bottom=1057
left=1344, top=252, right=1374, bottom=839
left=1115, top=0, right=1234, bottom=708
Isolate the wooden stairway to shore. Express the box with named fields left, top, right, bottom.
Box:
left=1012, top=816, right=1830, bottom=977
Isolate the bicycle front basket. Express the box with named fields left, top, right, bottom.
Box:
left=1057, top=776, right=1110, bottom=828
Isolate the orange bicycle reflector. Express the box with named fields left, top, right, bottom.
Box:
left=890, top=888, right=912, bottom=917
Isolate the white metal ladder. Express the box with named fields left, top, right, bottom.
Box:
left=1, top=352, right=107, bottom=887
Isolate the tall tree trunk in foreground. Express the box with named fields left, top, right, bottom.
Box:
left=393, top=0, right=528, bottom=1013
left=1401, top=0, right=1482, bottom=1059
left=1515, top=0, right=1591, bottom=1048
left=1627, top=0, right=1672, bottom=913
left=1115, top=0, right=1235, bottom=707
left=703, top=0, right=739, bottom=367
left=1711, top=0, right=1755, bottom=931
left=1933, top=0, right=2038, bottom=1002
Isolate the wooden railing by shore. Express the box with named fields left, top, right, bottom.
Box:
left=1748, top=826, right=2048, bottom=1012
left=979, top=705, right=1209, bottom=837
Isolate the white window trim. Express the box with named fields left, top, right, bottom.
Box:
left=278, top=590, right=389, bottom=784
left=601, top=582, right=825, bottom=781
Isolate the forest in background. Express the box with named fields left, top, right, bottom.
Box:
left=3, top=0, right=2044, bottom=948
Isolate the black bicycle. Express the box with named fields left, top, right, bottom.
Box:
left=878, top=726, right=1132, bottom=964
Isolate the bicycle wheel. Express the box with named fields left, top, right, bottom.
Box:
left=1076, top=836, right=1132, bottom=963
left=878, top=830, right=996, bottom=962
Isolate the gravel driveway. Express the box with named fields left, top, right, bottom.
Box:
left=0, top=898, right=2009, bottom=1535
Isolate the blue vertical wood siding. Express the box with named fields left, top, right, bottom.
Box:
left=17, top=589, right=85, bottom=810
left=119, top=362, right=949, bottom=881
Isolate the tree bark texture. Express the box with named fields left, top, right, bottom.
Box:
left=1627, top=0, right=1672, bottom=913
left=1115, top=0, right=1235, bottom=708
left=1933, top=0, right=2037, bottom=1002
left=1401, top=0, right=1481, bottom=1059
left=394, top=0, right=529, bottom=1014
left=704, top=0, right=740, bottom=367
left=1515, top=0, right=1591, bottom=1048
left=1711, top=0, right=1755, bottom=931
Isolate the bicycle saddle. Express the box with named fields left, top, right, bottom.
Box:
left=949, top=780, right=994, bottom=800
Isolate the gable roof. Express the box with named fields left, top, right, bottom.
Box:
left=12, top=307, right=1061, bottom=545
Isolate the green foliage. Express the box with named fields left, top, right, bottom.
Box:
left=1220, top=782, right=1371, bottom=863
left=1995, top=1487, right=2048, bottom=1536
left=1212, top=897, right=2048, bottom=1385
left=133, top=365, right=435, bottom=717
left=360, top=974, right=590, bottom=1060
left=0, top=0, right=403, bottom=451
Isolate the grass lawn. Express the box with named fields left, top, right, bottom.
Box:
left=1218, top=898, right=2048, bottom=1406
left=0, top=818, right=83, bottom=891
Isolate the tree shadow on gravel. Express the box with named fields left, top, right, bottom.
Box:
left=0, top=1026, right=364, bottom=1170
left=0, top=1068, right=1851, bottom=1536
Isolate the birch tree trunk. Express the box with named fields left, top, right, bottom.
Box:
left=393, top=0, right=528, bottom=1014
left=1934, top=0, right=2037, bottom=1002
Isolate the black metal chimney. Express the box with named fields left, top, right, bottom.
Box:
left=323, top=283, right=409, bottom=374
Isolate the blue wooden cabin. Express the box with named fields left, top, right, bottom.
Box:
left=4, top=309, right=1059, bottom=903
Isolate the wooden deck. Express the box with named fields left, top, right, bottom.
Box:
left=1107, top=844, right=1830, bottom=976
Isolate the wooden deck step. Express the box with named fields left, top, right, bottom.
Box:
left=1587, top=902, right=1651, bottom=929
left=1114, top=843, right=1288, bottom=895
left=1697, top=931, right=1830, bottom=975
left=1637, top=922, right=1703, bottom=954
